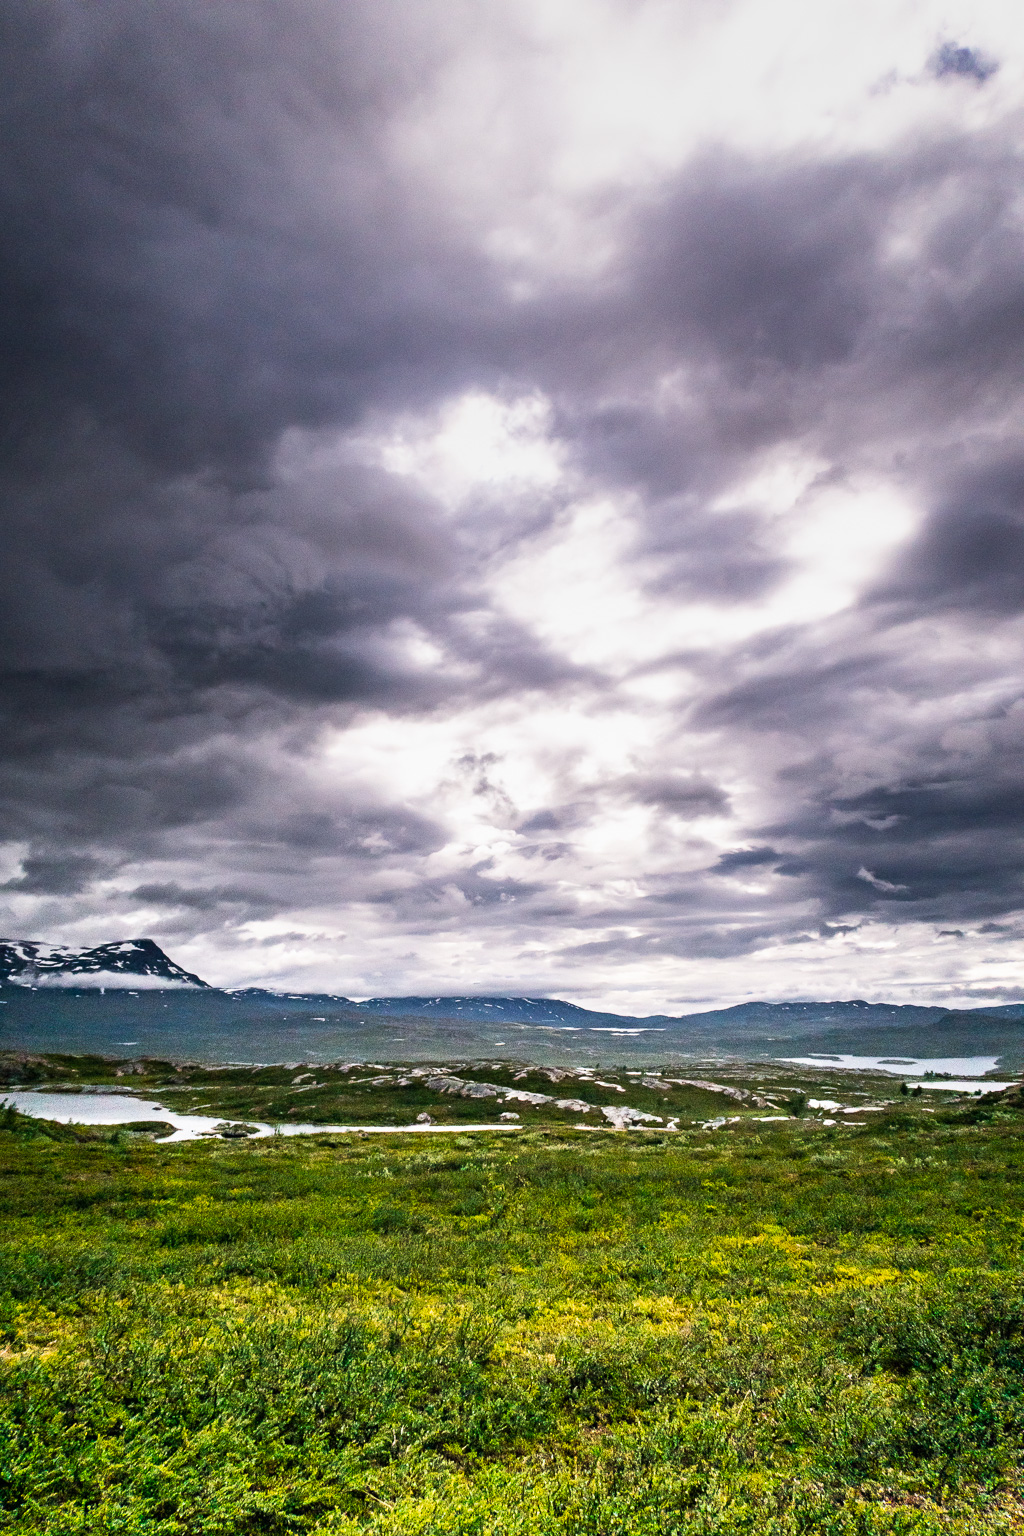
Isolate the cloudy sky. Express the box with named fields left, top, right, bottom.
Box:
left=4, top=0, right=1024, bottom=1010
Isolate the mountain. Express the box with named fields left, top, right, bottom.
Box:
left=0, top=951, right=1019, bottom=1032
left=953, top=1002, right=1024, bottom=1020
left=351, top=995, right=954, bottom=1032
left=677, top=999, right=945, bottom=1023
left=0, top=939, right=209, bottom=989
left=662, top=999, right=949, bottom=1034
left=351, top=996, right=632, bottom=1026
left=348, top=994, right=1024, bottom=1059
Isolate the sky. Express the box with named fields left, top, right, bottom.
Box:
left=3, top=0, right=1024, bottom=1012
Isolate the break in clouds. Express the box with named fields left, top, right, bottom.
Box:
left=2, top=0, right=1024, bottom=1010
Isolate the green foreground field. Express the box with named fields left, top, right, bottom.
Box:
left=2, top=1095, right=1024, bottom=1534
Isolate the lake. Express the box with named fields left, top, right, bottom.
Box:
left=781, top=1053, right=1008, bottom=1078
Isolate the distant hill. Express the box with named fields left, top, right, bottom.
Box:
left=0, top=939, right=209, bottom=989
left=674, top=998, right=945, bottom=1026
left=928, top=1010, right=1024, bottom=1030
left=351, top=995, right=632, bottom=1026
left=351, top=995, right=955, bottom=1032
left=951, top=1002, right=1024, bottom=1020
left=346, top=994, right=1024, bottom=1060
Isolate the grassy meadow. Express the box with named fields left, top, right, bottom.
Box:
left=1, top=1074, right=1024, bottom=1533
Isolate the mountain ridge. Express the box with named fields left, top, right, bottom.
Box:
left=347, top=994, right=1024, bottom=1030
left=1, top=941, right=1022, bottom=1036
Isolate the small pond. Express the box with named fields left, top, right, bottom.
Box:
left=0, top=1090, right=518, bottom=1140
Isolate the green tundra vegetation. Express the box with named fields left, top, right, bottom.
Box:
left=0, top=1052, right=766, bottom=1127
left=1, top=1089, right=1023, bottom=1534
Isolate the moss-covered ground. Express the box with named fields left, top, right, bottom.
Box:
left=1, top=1090, right=1024, bottom=1533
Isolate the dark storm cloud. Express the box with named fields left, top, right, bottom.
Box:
left=558, top=922, right=787, bottom=963
left=0, top=0, right=493, bottom=473
left=547, top=133, right=1024, bottom=607
left=2, top=852, right=107, bottom=895
left=714, top=847, right=779, bottom=871
left=6, top=0, right=1024, bottom=978
left=637, top=158, right=879, bottom=373
left=611, top=772, right=729, bottom=816
left=642, top=507, right=788, bottom=604
left=130, top=882, right=276, bottom=912
left=871, top=459, right=1024, bottom=613
left=931, top=43, right=998, bottom=83
left=275, top=807, right=445, bottom=859
left=830, top=779, right=1024, bottom=840
left=693, top=656, right=878, bottom=731
left=543, top=151, right=891, bottom=501
left=517, top=809, right=567, bottom=834
left=682, top=765, right=1024, bottom=945
left=0, top=0, right=595, bottom=887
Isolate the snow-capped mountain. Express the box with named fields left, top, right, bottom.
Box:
left=0, top=939, right=209, bottom=989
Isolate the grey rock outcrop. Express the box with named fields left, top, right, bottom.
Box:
left=601, top=1105, right=663, bottom=1129
left=423, top=1071, right=593, bottom=1115
left=663, top=1077, right=770, bottom=1108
